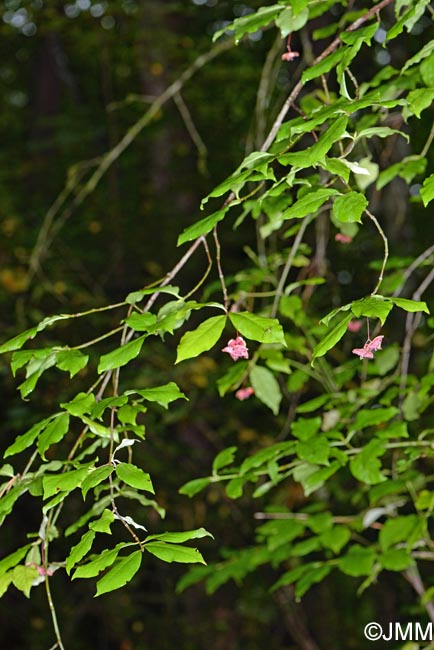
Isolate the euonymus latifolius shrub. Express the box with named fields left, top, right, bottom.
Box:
left=1, top=0, right=434, bottom=646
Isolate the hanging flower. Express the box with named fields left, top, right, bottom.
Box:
left=235, top=387, right=254, bottom=401
left=352, top=335, right=384, bottom=360
left=335, top=233, right=353, bottom=244
left=222, top=336, right=249, bottom=361
left=347, top=319, right=363, bottom=333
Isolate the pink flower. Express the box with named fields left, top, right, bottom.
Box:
left=352, top=335, right=384, bottom=360
left=222, top=336, right=249, bottom=361
left=235, top=387, right=254, bottom=401
left=335, top=233, right=353, bottom=244
left=352, top=346, right=374, bottom=359
left=347, top=319, right=363, bottom=333
left=367, top=335, right=383, bottom=352
left=281, top=51, right=300, bottom=62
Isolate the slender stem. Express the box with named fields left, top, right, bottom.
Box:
left=143, top=235, right=205, bottom=313
left=174, top=91, right=208, bottom=175
left=404, top=566, right=434, bottom=624
left=365, top=208, right=389, bottom=295
left=213, top=225, right=229, bottom=310
left=183, top=237, right=213, bottom=300
left=45, top=575, right=66, bottom=650
left=272, top=215, right=312, bottom=317
left=393, top=244, right=434, bottom=297
left=71, top=326, right=124, bottom=350
left=420, top=119, right=434, bottom=158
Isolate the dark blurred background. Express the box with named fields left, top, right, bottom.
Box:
left=0, top=1, right=433, bottom=648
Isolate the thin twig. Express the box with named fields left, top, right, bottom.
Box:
left=213, top=225, right=229, bottom=310
left=143, top=235, right=206, bottom=313
left=174, top=91, right=208, bottom=175
left=404, top=566, right=434, bottom=624
left=399, top=266, right=434, bottom=399
left=393, top=244, right=434, bottom=297
left=271, top=215, right=313, bottom=317
left=365, top=208, right=389, bottom=295
left=45, top=575, right=66, bottom=650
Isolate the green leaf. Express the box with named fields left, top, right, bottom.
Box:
left=229, top=312, right=285, bottom=345
left=355, top=126, right=408, bottom=142
left=404, top=87, right=434, bottom=119
left=282, top=188, right=339, bottom=221
left=115, top=463, right=154, bottom=493
left=124, top=312, right=157, bottom=332
left=379, top=515, right=424, bottom=552
left=420, top=174, right=434, bottom=206
left=0, top=544, right=32, bottom=576
left=95, top=550, right=142, bottom=597
left=125, top=285, right=179, bottom=305
left=89, top=509, right=115, bottom=534
left=0, top=572, right=13, bottom=598
left=146, top=528, right=213, bottom=543
left=56, top=349, right=89, bottom=377
left=12, top=565, right=39, bottom=598
left=179, top=478, right=211, bottom=497
left=66, top=530, right=96, bottom=575
left=213, top=447, right=237, bottom=473
left=302, top=47, right=349, bottom=83
left=281, top=117, right=349, bottom=168
left=217, top=361, right=248, bottom=396
left=401, top=38, right=434, bottom=73
left=350, top=439, right=386, bottom=485
left=353, top=407, right=399, bottom=430
left=380, top=548, right=413, bottom=571
left=78, top=415, right=111, bottom=438
left=319, top=526, right=351, bottom=554
left=176, top=315, right=226, bottom=364
left=82, top=466, right=114, bottom=500
left=311, top=313, right=352, bottom=364
left=97, top=335, right=146, bottom=373
left=276, top=5, right=309, bottom=37
left=61, top=392, right=96, bottom=417
left=127, top=382, right=187, bottom=407
left=144, top=541, right=206, bottom=564
left=250, top=365, right=282, bottom=415
left=351, top=295, right=393, bottom=325
left=391, top=297, right=429, bottom=314
left=339, top=545, right=376, bottom=577
left=212, top=5, right=282, bottom=43
left=4, top=416, right=53, bottom=457
left=43, top=465, right=90, bottom=499
left=72, top=544, right=126, bottom=579
left=177, top=208, right=228, bottom=245
left=0, top=326, right=39, bottom=354
left=295, top=564, right=332, bottom=598
left=332, top=191, right=367, bottom=223
left=37, top=412, right=70, bottom=458
left=296, top=437, right=330, bottom=465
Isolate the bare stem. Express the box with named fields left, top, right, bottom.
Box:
left=272, top=215, right=312, bottom=317
left=45, top=576, right=66, bottom=650
left=213, top=225, right=229, bottom=310
left=365, top=208, right=389, bottom=295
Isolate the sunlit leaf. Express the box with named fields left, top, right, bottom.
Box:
left=176, top=315, right=226, bottom=363
left=95, top=550, right=142, bottom=597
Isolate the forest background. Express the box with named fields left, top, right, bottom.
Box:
left=1, top=0, right=434, bottom=649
